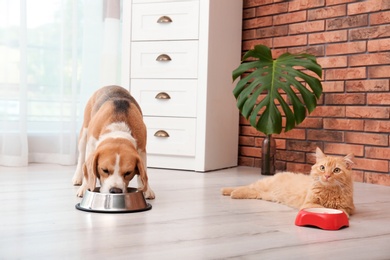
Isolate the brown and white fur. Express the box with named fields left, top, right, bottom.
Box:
left=222, top=148, right=355, bottom=217
left=72, top=85, right=155, bottom=199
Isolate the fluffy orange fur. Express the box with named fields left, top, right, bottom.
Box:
left=222, top=148, right=355, bottom=217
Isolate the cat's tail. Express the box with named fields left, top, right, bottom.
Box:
left=221, top=187, right=236, bottom=196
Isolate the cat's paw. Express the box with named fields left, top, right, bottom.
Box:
left=230, top=188, right=259, bottom=199
left=339, top=209, right=350, bottom=218
left=221, top=187, right=234, bottom=196
left=300, top=203, right=324, bottom=211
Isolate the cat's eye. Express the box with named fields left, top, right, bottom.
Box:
left=333, top=167, right=341, bottom=174
left=319, top=165, right=325, bottom=171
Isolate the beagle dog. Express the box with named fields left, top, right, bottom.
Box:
left=72, top=85, right=155, bottom=199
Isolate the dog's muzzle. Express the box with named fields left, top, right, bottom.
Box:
left=109, top=187, right=123, bottom=194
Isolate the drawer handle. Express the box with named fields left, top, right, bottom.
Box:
left=156, top=54, right=171, bottom=62
left=154, top=130, right=170, bottom=138
left=155, top=92, right=171, bottom=100
left=157, top=16, right=172, bottom=24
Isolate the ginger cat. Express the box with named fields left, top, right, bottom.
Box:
left=222, top=148, right=355, bottom=217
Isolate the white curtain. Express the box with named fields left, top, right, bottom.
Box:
left=0, top=0, right=122, bottom=166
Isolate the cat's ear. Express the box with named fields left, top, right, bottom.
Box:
left=315, top=147, right=326, bottom=160
left=343, top=153, right=355, bottom=170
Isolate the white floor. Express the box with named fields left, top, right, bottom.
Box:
left=0, top=164, right=389, bottom=259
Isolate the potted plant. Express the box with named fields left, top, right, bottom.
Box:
left=232, top=45, right=323, bottom=175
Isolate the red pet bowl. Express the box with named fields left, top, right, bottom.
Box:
left=295, top=208, right=349, bottom=230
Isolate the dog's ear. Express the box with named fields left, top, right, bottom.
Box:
left=136, top=156, right=148, bottom=192
left=84, top=152, right=99, bottom=192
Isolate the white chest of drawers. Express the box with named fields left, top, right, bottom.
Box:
left=121, top=0, right=243, bottom=171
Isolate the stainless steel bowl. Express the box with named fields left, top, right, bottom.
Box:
left=75, top=187, right=152, bottom=213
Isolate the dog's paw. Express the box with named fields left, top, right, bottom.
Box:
left=72, top=167, right=83, bottom=186
left=72, top=175, right=82, bottom=186
left=76, top=185, right=87, bottom=197
left=143, top=188, right=155, bottom=200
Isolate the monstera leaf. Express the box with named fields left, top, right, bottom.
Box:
left=232, top=45, right=323, bottom=135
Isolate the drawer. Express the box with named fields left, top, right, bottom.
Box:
left=131, top=41, right=198, bottom=79
left=131, top=1, right=199, bottom=41
left=144, top=117, right=196, bottom=157
left=131, top=79, right=197, bottom=117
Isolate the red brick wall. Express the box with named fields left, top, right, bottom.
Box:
left=240, top=0, right=390, bottom=186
